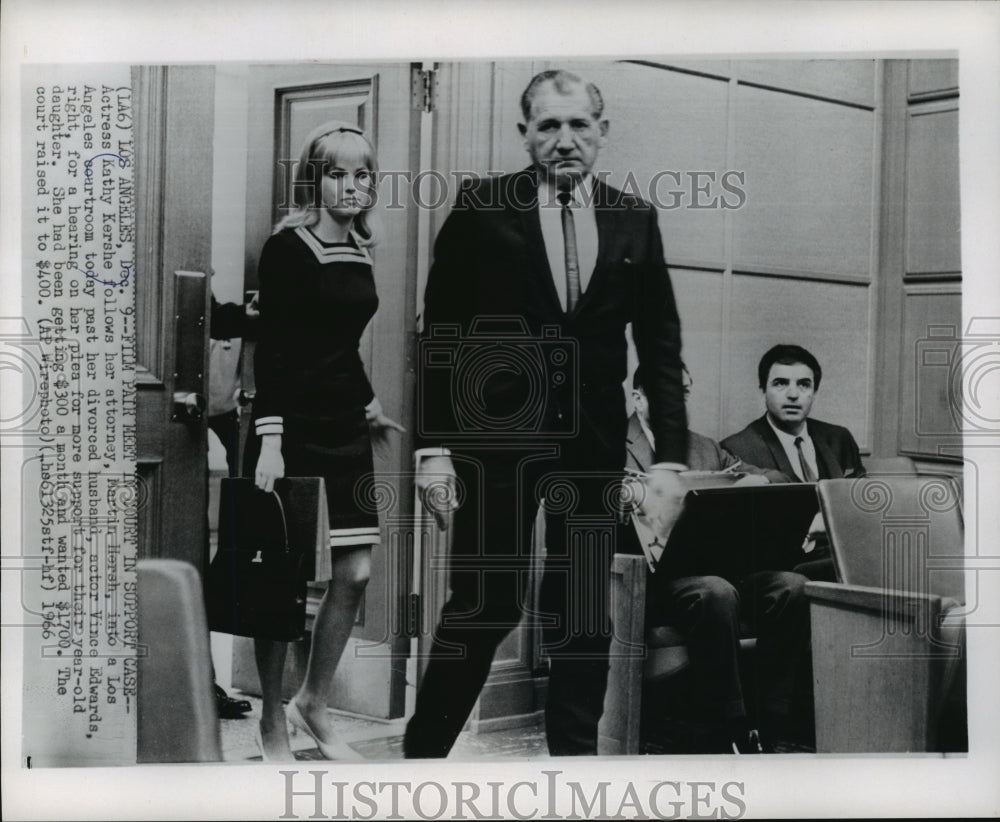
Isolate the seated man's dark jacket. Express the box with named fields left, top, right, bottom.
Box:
left=626, top=414, right=790, bottom=481
left=720, top=415, right=865, bottom=480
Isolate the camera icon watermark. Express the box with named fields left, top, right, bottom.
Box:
left=344, top=467, right=453, bottom=656
left=418, top=316, right=579, bottom=441
left=914, top=317, right=1000, bottom=439
left=824, top=475, right=967, bottom=659
left=525, top=470, right=640, bottom=658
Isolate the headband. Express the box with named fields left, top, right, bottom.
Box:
left=316, top=125, right=365, bottom=139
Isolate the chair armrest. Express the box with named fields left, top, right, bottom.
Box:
left=612, top=552, right=649, bottom=574
left=806, top=580, right=948, bottom=617
left=806, top=580, right=963, bottom=752
left=611, top=554, right=648, bottom=655
left=599, top=554, right=648, bottom=755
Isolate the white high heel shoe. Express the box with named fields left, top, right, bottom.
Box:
left=286, top=699, right=362, bottom=761
left=255, top=720, right=295, bottom=762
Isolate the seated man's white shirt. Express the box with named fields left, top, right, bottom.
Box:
left=766, top=415, right=819, bottom=481
left=638, top=415, right=656, bottom=455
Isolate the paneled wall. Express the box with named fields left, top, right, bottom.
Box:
left=875, top=60, right=962, bottom=465
left=433, top=61, right=881, bottom=447
left=432, top=58, right=961, bottom=461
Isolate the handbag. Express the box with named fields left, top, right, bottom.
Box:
left=206, top=477, right=329, bottom=641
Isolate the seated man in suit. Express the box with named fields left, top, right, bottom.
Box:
left=721, top=343, right=864, bottom=482
left=627, top=365, right=788, bottom=483
left=722, top=344, right=865, bottom=578
left=627, top=366, right=810, bottom=753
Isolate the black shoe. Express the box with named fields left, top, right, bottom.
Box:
left=762, top=711, right=813, bottom=751
left=214, top=684, right=251, bottom=719
left=731, top=728, right=768, bottom=754
left=698, top=722, right=759, bottom=754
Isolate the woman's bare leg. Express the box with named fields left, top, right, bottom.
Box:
left=292, top=546, right=371, bottom=746
left=254, top=638, right=292, bottom=759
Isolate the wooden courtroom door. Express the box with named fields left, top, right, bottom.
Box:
left=238, top=63, right=419, bottom=719
left=133, top=66, right=215, bottom=570
left=131, top=66, right=217, bottom=756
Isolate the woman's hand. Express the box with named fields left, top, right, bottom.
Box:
left=365, top=397, right=406, bottom=456
left=255, top=435, right=284, bottom=493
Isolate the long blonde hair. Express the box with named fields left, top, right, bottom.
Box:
left=274, top=120, right=380, bottom=246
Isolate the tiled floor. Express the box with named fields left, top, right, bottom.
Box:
left=220, top=693, right=549, bottom=763
left=220, top=693, right=812, bottom=762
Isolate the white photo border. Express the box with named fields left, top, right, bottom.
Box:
left=2, top=0, right=998, bottom=819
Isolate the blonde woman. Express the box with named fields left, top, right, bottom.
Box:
left=246, top=121, right=403, bottom=760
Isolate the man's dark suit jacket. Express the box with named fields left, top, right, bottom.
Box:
left=721, top=415, right=865, bottom=480
left=210, top=296, right=255, bottom=341
left=625, top=414, right=789, bottom=483
left=419, top=168, right=687, bottom=469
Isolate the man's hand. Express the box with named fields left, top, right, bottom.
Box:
left=416, top=454, right=458, bottom=530
left=640, top=467, right=687, bottom=543
left=733, top=473, right=769, bottom=487
left=802, top=511, right=827, bottom=553
left=244, top=295, right=260, bottom=321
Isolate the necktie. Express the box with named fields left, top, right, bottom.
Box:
left=558, top=191, right=580, bottom=313
left=794, top=436, right=818, bottom=483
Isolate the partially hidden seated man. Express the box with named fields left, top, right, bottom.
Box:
left=721, top=344, right=866, bottom=579
left=627, top=365, right=810, bottom=753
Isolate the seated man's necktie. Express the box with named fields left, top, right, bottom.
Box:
left=794, top=436, right=818, bottom=482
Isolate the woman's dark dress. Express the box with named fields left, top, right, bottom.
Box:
left=245, top=226, right=381, bottom=567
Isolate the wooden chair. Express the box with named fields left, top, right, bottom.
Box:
left=598, top=553, right=756, bottom=755
left=806, top=474, right=966, bottom=752
left=137, top=559, right=222, bottom=762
